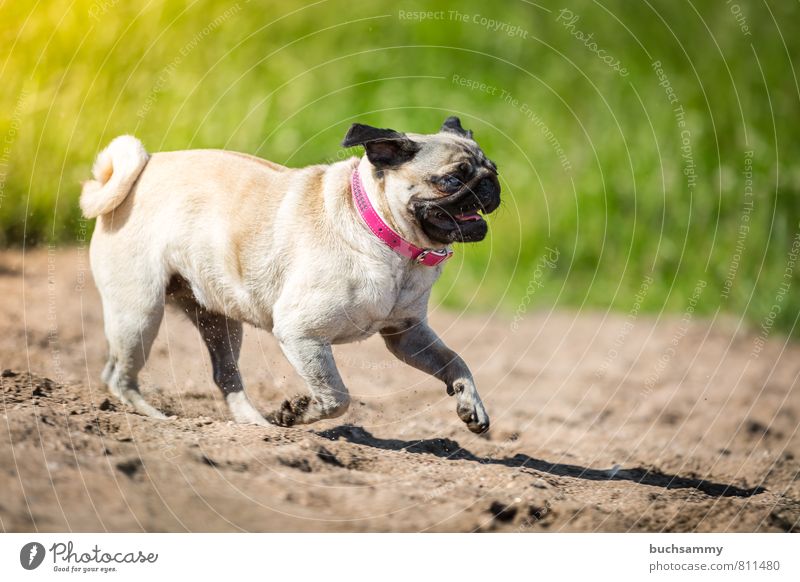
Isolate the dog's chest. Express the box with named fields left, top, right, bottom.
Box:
left=326, top=264, right=437, bottom=344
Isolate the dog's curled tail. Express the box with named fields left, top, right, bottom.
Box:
left=80, top=135, right=149, bottom=218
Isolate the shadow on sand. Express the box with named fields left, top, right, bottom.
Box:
left=317, top=424, right=766, bottom=498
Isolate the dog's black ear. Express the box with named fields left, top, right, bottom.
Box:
left=342, top=123, right=420, bottom=169
left=440, top=116, right=473, bottom=139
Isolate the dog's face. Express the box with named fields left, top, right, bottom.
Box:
left=342, top=117, right=500, bottom=245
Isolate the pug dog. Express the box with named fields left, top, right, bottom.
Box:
left=81, top=117, right=500, bottom=433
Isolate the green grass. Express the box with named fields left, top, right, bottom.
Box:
left=2, top=0, right=799, bottom=335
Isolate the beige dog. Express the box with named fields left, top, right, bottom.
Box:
left=82, top=117, right=500, bottom=433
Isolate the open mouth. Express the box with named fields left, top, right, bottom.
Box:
left=454, top=211, right=482, bottom=222
left=429, top=206, right=486, bottom=228
left=413, top=172, right=501, bottom=245
left=416, top=192, right=497, bottom=244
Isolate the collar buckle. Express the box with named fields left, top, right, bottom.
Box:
left=415, top=248, right=453, bottom=266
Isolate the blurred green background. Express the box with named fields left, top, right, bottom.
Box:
left=1, top=0, right=798, bottom=335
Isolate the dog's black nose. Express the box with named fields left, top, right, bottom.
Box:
left=475, top=175, right=500, bottom=213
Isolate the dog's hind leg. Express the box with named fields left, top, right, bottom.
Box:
left=101, top=291, right=168, bottom=420
left=100, top=352, right=116, bottom=385
left=167, top=282, right=268, bottom=426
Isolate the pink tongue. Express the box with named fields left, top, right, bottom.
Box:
left=455, top=212, right=482, bottom=222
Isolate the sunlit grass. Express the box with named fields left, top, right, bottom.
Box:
left=1, top=0, right=798, bottom=335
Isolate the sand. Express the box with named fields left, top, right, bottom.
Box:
left=0, top=248, right=797, bottom=532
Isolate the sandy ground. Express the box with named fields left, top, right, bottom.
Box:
left=0, top=248, right=798, bottom=532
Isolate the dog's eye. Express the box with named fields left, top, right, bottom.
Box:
left=439, top=175, right=462, bottom=192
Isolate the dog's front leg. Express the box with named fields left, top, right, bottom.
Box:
left=266, top=335, right=350, bottom=427
left=381, top=321, right=489, bottom=433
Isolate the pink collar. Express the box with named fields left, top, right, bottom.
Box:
left=351, top=167, right=453, bottom=267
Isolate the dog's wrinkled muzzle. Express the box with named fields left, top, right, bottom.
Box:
left=414, top=171, right=501, bottom=245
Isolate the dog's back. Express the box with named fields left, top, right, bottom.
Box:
left=87, top=145, right=342, bottom=325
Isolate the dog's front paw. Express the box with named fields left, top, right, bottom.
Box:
left=451, top=380, right=490, bottom=434
left=265, top=395, right=311, bottom=427
left=457, top=402, right=490, bottom=434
